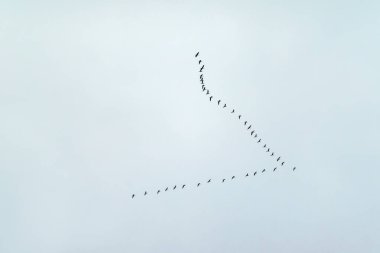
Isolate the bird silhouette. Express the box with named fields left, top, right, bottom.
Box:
left=144, top=191, right=147, bottom=196
left=202, top=87, right=206, bottom=91
left=222, top=179, right=226, bottom=182
left=199, top=65, right=204, bottom=72
left=277, top=157, right=281, bottom=162
left=201, top=79, right=204, bottom=84
left=198, top=60, right=202, bottom=64
left=209, top=96, right=213, bottom=101
left=206, top=90, right=210, bottom=95
left=182, top=184, right=186, bottom=189
left=132, top=194, right=135, bottom=199
left=157, top=190, right=160, bottom=194
left=238, top=115, right=242, bottom=119
left=195, top=52, right=199, bottom=57
left=231, top=176, right=235, bottom=180
left=218, top=100, right=221, bottom=105
left=201, top=84, right=205, bottom=88
left=254, top=134, right=258, bottom=138
left=293, top=166, right=296, bottom=171
left=165, top=187, right=168, bottom=191
left=231, top=109, right=235, bottom=113
left=266, top=148, right=270, bottom=152
left=200, top=74, right=203, bottom=79
left=223, top=104, right=227, bottom=108
left=245, top=173, right=249, bottom=177
left=197, top=183, right=201, bottom=187
left=281, top=162, right=285, bottom=166
left=273, top=167, right=277, bottom=172
left=254, top=171, right=257, bottom=176
left=207, top=179, right=211, bottom=183
left=263, top=144, right=267, bottom=148
left=247, top=125, right=251, bottom=130
left=257, top=139, right=261, bottom=143
left=251, top=131, right=254, bottom=135
left=173, top=185, right=177, bottom=190
left=244, top=121, right=248, bottom=125
left=271, top=152, right=274, bottom=156
left=262, top=169, right=266, bottom=173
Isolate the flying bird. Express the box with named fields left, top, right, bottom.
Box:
left=223, top=104, right=227, bottom=108
left=209, top=96, right=213, bottom=101
left=173, top=185, right=177, bottom=190
left=254, top=171, right=257, bottom=176
left=206, top=90, right=210, bottom=95
left=218, top=100, right=221, bottom=105
left=202, top=87, right=206, bottom=91
left=251, top=131, right=254, bottom=135
left=263, top=144, right=267, bottom=148
left=198, top=60, right=202, bottom=64
left=266, top=148, right=270, bottom=152
left=182, top=184, right=186, bottom=189
left=157, top=190, right=160, bottom=194
left=222, top=179, right=226, bottom=182
left=207, top=179, right=211, bottom=183
left=201, top=79, right=204, bottom=84
left=197, top=183, right=201, bottom=187
left=277, top=156, right=281, bottom=162
left=195, top=52, right=199, bottom=57
left=238, top=115, right=242, bottom=119
left=244, top=121, right=248, bottom=125
left=245, top=173, right=249, bottom=177
left=273, top=167, right=277, bottom=172
left=281, top=162, right=285, bottom=166
left=254, top=134, right=258, bottom=138
left=247, top=125, right=251, bottom=130
left=200, top=74, right=203, bottom=79
left=231, top=109, right=235, bottom=113
left=293, top=167, right=296, bottom=171
left=271, top=152, right=274, bottom=156
left=257, top=139, right=261, bottom=143
left=144, top=191, right=147, bottom=196
left=262, top=169, right=266, bottom=173
left=165, top=187, right=168, bottom=191
left=199, top=65, right=204, bottom=72
left=132, top=194, right=135, bottom=199
left=231, top=176, right=235, bottom=180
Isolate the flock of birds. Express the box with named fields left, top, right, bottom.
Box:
left=131, top=52, right=296, bottom=199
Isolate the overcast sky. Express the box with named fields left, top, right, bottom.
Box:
left=1, top=0, right=380, bottom=252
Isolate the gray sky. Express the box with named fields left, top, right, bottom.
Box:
left=1, top=0, right=379, bottom=252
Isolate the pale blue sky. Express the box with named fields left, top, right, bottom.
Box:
left=1, top=0, right=379, bottom=252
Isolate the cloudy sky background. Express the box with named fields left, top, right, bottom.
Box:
left=1, top=0, right=379, bottom=252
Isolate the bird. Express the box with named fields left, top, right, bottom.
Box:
left=218, top=100, right=221, bottom=105
left=244, top=121, right=248, bottom=125
left=206, top=90, right=210, bottom=95
left=144, top=191, right=148, bottom=196
left=271, top=152, right=274, bottom=156
left=263, top=144, right=267, bottom=148
left=197, top=183, right=201, bottom=187
left=231, top=176, right=235, bottom=180
left=247, top=125, right=251, bottom=130
left=245, top=173, right=249, bottom=177
left=200, top=74, right=203, bottom=79
left=281, top=162, right=285, bottom=166
left=277, top=156, right=281, bottom=162
left=273, top=167, right=277, bottom=172
left=182, top=184, right=186, bottom=189
left=173, top=185, right=177, bottom=190
left=195, top=52, right=199, bottom=57
left=266, top=148, right=270, bottom=152
left=251, top=131, right=254, bottom=136
left=262, top=169, right=266, bottom=173
left=157, top=190, right=160, bottom=194
left=254, top=134, right=258, bottom=138
left=198, top=60, right=202, bottom=64
left=132, top=194, right=135, bottom=199
left=199, top=65, right=204, bottom=72
left=254, top=171, right=257, bottom=176
left=207, top=179, right=211, bottom=183
left=293, top=166, right=296, bottom=171
left=165, top=187, right=168, bottom=191
left=202, top=84, right=205, bottom=88
left=202, top=87, right=206, bottom=91
left=238, top=115, right=242, bottom=119
left=201, top=79, right=204, bottom=84
left=223, top=104, right=227, bottom=108
left=209, top=96, right=213, bottom=101
left=231, top=109, right=235, bottom=113
left=257, top=139, right=261, bottom=143
left=222, top=179, right=226, bottom=182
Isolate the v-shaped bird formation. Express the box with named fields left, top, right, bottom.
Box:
left=131, top=51, right=297, bottom=199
